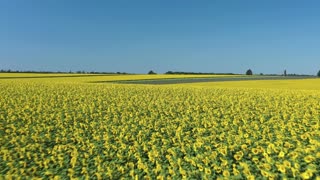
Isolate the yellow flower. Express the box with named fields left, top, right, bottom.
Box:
left=241, top=144, right=248, bottom=151
left=179, top=167, right=187, bottom=176
left=300, top=134, right=308, bottom=140
left=304, top=155, right=315, bottom=163
left=156, top=175, right=165, bottom=180
left=218, top=147, right=228, bottom=156
left=251, top=148, right=260, bottom=155
left=252, top=157, right=259, bottom=164
left=246, top=175, right=255, bottom=180
left=291, top=168, right=298, bottom=178
left=234, top=154, right=242, bottom=161
left=284, top=142, right=293, bottom=148
left=168, top=168, right=175, bottom=175
left=239, top=162, right=249, bottom=170
left=283, top=160, right=291, bottom=168
left=266, top=147, right=272, bottom=154
left=263, top=163, right=272, bottom=171
left=210, top=151, right=218, bottom=159
left=267, top=144, right=278, bottom=154
left=95, top=172, right=102, bottom=180
left=44, top=171, right=53, bottom=176
left=289, top=151, right=299, bottom=160
left=67, top=168, right=75, bottom=178
left=294, top=163, right=300, bottom=170
left=214, top=165, right=222, bottom=173
left=70, top=157, right=77, bottom=168
left=190, top=159, right=196, bottom=167
left=127, top=162, right=135, bottom=169
left=129, top=169, right=135, bottom=178
left=81, top=167, right=88, bottom=175
left=243, top=168, right=251, bottom=177
left=205, top=168, right=211, bottom=175
left=276, top=164, right=286, bottom=174
left=300, top=171, right=313, bottom=179
left=202, top=157, right=210, bottom=165
left=256, top=146, right=265, bottom=153
left=118, top=166, right=125, bottom=174
left=223, top=170, right=230, bottom=177
left=220, top=157, right=228, bottom=167
left=233, top=167, right=240, bottom=176
left=260, top=170, right=269, bottom=177
left=234, top=151, right=244, bottom=161
left=278, top=151, right=285, bottom=158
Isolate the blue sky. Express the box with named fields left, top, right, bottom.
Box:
left=1, top=0, right=320, bottom=74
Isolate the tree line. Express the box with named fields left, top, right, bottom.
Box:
left=149, top=69, right=320, bottom=77
left=1, top=69, right=320, bottom=77
left=0, top=69, right=129, bottom=75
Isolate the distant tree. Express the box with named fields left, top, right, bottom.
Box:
left=317, top=70, right=320, bottom=77
left=148, top=70, right=156, bottom=75
left=260, top=73, right=264, bottom=76
left=284, top=70, right=287, bottom=76
left=246, top=69, right=253, bottom=75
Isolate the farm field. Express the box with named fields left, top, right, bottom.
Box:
left=0, top=74, right=319, bottom=179
left=0, top=73, right=239, bottom=80
left=0, top=73, right=110, bottom=79
left=106, top=75, right=316, bottom=85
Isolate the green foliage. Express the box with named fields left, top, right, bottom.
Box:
left=246, top=69, right=253, bottom=75
left=148, top=70, right=157, bottom=75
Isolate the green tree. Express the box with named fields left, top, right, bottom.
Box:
left=246, top=69, right=253, bottom=75
left=148, top=70, right=156, bottom=75
left=317, top=70, right=320, bottom=77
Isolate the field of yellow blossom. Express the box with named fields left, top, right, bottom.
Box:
left=0, top=74, right=319, bottom=179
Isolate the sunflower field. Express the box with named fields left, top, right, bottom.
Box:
left=0, top=75, right=319, bottom=179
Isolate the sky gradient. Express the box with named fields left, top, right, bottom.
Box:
left=1, top=0, right=320, bottom=74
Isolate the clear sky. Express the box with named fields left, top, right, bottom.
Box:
left=1, top=0, right=320, bottom=74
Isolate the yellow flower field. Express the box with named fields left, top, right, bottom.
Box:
left=186, top=78, right=320, bottom=90
left=0, top=74, right=319, bottom=179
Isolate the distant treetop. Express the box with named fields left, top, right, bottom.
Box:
left=246, top=69, right=253, bottom=75
left=148, top=70, right=157, bottom=75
